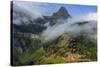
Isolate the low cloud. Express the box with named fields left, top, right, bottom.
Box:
left=12, top=1, right=43, bottom=25
left=41, top=13, right=97, bottom=43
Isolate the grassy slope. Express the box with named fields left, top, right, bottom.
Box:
left=14, top=33, right=97, bottom=65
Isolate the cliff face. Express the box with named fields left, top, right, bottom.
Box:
left=49, top=7, right=71, bottom=25
left=52, top=7, right=70, bottom=20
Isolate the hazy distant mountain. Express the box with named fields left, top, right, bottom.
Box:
left=52, top=7, right=71, bottom=20
left=12, top=6, right=71, bottom=33
left=43, top=7, right=71, bottom=25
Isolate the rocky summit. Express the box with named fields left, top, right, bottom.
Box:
left=52, top=7, right=70, bottom=20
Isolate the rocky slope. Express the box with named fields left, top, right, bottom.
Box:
left=11, top=2, right=97, bottom=66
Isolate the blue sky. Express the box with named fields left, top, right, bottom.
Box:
left=34, top=2, right=97, bottom=16
left=14, top=1, right=97, bottom=17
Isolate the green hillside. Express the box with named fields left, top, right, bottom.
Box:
left=13, top=33, right=97, bottom=66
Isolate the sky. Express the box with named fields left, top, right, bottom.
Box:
left=13, top=1, right=97, bottom=17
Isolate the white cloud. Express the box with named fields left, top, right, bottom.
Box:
left=15, top=1, right=43, bottom=18
left=42, top=13, right=97, bottom=43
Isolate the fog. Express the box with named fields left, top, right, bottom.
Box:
left=13, top=1, right=43, bottom=25
left=12, top=2, right=97, bottom=43
left=42, top=13, right=97, bottom=43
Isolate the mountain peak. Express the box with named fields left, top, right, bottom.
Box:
left=58, top=7, right=68, bottom=13
left=52, top=7, right=70, bottom=20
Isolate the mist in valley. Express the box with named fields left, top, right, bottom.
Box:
left=11, top=1, right=97, bottom=66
